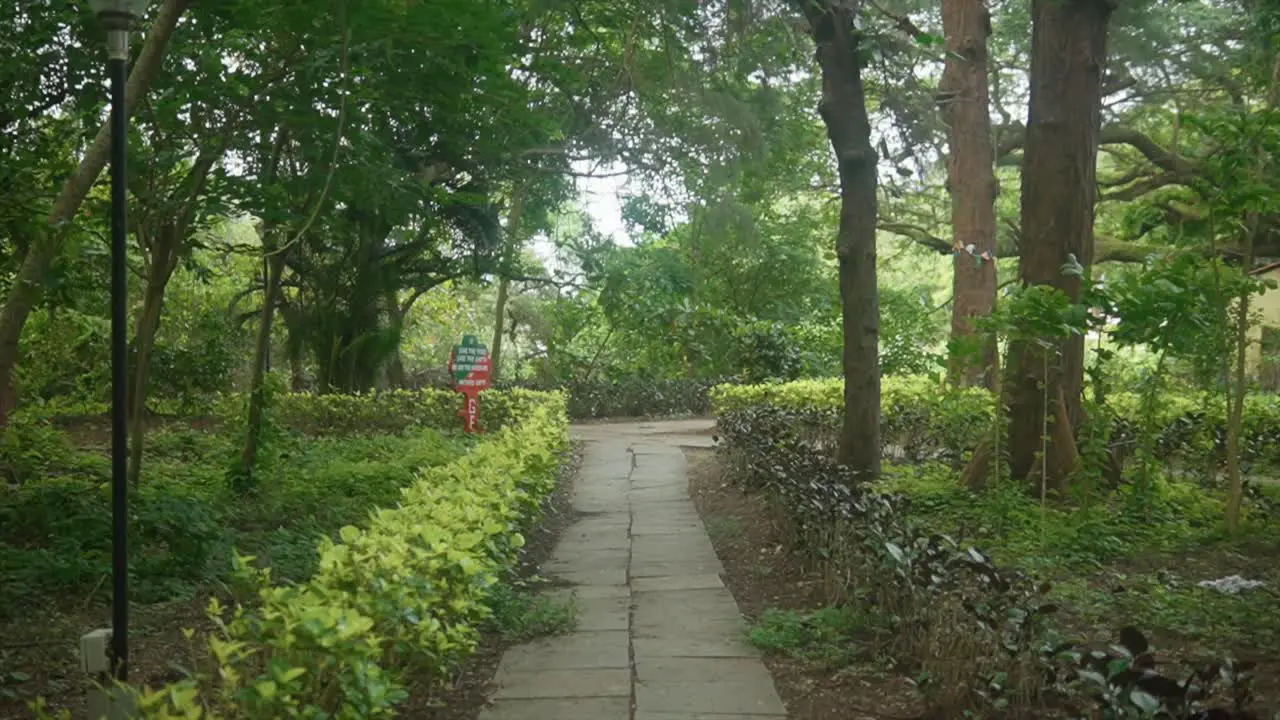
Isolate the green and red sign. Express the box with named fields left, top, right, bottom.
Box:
left=447, top=335, right=491, bottom=432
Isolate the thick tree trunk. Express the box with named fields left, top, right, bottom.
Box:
left=0, top=0, right=189, bottom=431
left=940, top=0, right=998, bottom=389
left=796, top=0, right=881, bottom=477
left=384, top=288, right=408, bottom=389
left=280, top=300, right=306, bottom=391
left=1004, top=0, right=1113, bottom=490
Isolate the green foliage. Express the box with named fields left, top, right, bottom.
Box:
left=0, top=414, right=96, bottom=485
left=0, top=476, right=222, bottom=606
left=0, top=392, right=571, bottom=612
left=712, top=376, right=994, bottom=463
left=714, top=386, right=1277, bottom=717
left=224, top=386, right=560, bottom=436
left=879, top=285, right=946, bottom=376
left=484, top=584, right=578, bottom=642
left=14, top=308, right=109, bottom=404
left=120, top=398, right=568, bottom=718
left=510, top=377, right=716, bottom=419
left=714, top=376, right=1280, bottom=475
left=1045, top=628, right=1261, bottom=719
left=749, top=606, right=888, bottom=669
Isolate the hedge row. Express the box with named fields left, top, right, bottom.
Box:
left=492, top=378, right=715, bottom=419
left=262, top=387, right=555, bottom=435
left=20, top=377, right=714, bottom=427
left=711, top=376, right=993, bottom=464
left=77, top=393, right=570, bottom=719
left=711, top=376, right=1280, bottom=470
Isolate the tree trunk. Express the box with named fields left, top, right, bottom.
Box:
left=795, top=0, right=881, bottom=477
left=0, top=0, right=189, bottom=431
left=384, top=288, right=408, bottom=389
left=280, top=299, right=306, bottom=391
left=940, top=0, right=998, bottom=389
left=1225, top=238, right=1253, bottom=533
left=237, top=242, right=287, bottom=488
left=126, top=227, right=180, bottom=487
left=490, top=184, right=528, bottom=382
left=491, top=276, right=511, bottom=381
left=126, top=140, right=221, bottom=486
left=1004, top=0, right=1114, bottom=490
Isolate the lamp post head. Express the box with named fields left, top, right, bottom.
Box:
left=88, top=0, right=148, bottom=59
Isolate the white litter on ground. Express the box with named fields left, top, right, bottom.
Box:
left=1197, top=575, right=1266, bottom=594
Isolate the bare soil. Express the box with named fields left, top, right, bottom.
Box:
left=684, top=447, right=926, bottom=720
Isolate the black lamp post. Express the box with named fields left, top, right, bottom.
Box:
left=88, top=0, right=147, bottom=683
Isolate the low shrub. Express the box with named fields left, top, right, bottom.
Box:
left=714, top=399, right=1263, bottom=718
left=0, top=406, right=484, bottom=610
left=712, top=376, right=1280, bottom=474
left=0, top=478, right=222, bottom=607
left=501, top=377, right=717, bottom=419
left=225, top=386, right=555, bottom=436
left=712, top=376, right=994, bottom=464
left=84, top=395, right=570, bottom=719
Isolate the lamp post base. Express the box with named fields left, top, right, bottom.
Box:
left=81, top=629, right=136, bottom=719
left=86, top=685, right=136, bottom=720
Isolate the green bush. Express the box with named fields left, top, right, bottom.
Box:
left=711, top=376, right=993, bottom=463
left=225, top=386, right=559, bottom=435
left=0, top=478, right=222, bottom=607
left=0, top=415, right=103, bottom=485
left=712, top=376, right=1280, bottom=472
left=109, top=394, right=570, bottom=719
left=503, top=377, right=716, bottom=419
left=713, top=391, right=1272, bottom=718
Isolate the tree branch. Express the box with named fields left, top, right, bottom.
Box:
left=997, top=124, right=1197, bottom=179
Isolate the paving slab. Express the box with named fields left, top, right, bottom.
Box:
left=636, top=680, right=788, bottom=716
left=631, top=559, right=726, bottom=578
left=480, top=420, right=783, bottom=720
left=491, top=669, right=631, bottom=699
left=632, top=543, right=720, bottom=565
left=631, top=573, right=726, bottom=592
left=546, top=547, right=629, bottom=569
left=635, top=657, right=779, bottom=685
left=634, top=707, right=783, bottom=712
left=499, top=631, right=630, bottom=672
left=479, top=697, right=632, bottom=720
left=541, top=589, right=630, bottom=632
left=633, top=636, right=760, bottom=659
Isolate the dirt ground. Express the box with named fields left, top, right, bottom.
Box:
left=684, top=447, right=926, bottom=720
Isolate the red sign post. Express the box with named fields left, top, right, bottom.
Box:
left=448, top=335, right=492, bottom=433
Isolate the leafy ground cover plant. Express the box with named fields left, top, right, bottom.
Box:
left=21, top=396, right=571, bottom=719
left=714, top=383, right=1280, bottom=718
left=0, top=419, right=467, bottom=610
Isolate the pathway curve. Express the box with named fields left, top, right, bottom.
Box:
left=479, top=419, right=787, bottom=720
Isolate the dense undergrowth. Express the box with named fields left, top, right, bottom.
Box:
left=9, top=377, right=716, bottom=432
left=1, top=407, right=470, bottom=610
left=714, top=377, right=1280, bottom=719
left=2, top=388, right=571, bottom=718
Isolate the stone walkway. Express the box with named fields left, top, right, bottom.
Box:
left=479, top=420, right=787, bottom=720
